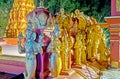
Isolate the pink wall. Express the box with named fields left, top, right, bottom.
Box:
left=110, top=41, right=119, bottom=61
left=111, top=0, right=120, bottom=16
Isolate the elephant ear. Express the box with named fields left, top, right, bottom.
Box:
left=35, top=8, right=49, bottom=18
left=26, top=11, right=34, bottom=22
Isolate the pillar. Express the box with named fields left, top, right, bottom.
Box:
left=105, top=0, right=120, bottom=68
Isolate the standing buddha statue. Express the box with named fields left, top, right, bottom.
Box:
left=81, top=31, right=87, bottom=64
left=92, top=25, right=101, bottom=60
left=74, top=30, right=82, bottom=65
left=68, top=31, right=75, bottom=68
left=60, top=27, right=69, bottom=70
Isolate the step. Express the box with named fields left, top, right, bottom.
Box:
left=0, top=59, right=25, bottom=74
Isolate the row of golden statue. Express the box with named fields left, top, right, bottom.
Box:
left=42, top=9, right=109, bottom=79
left=6, top=0, right=109, bottom=78
left=18, top=8, right=109, bottom=77
left=49, top=8, right=109, bottom=72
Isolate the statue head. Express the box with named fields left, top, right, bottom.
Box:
left=74, top=9, right=80, bottom=16
left=60, top=8, right=65, bottom=15
left=38, top=11, right=48, bottom=26
left=33, top=8, right=49, bottom=29
left=52, top=23, right=60, bottom=37
left=38, top=0, right=44, bottom=8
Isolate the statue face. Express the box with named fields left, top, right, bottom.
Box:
left=75, top=9, right=80, bottom=16
left=54, top=30, right=60, bottom=37
left=60, top=8, right=65, bottom=15
left=53, top=24, right=60, bottom=37
left=39, top=12, right=48, bottom=26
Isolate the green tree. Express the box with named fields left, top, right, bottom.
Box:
left=0, top=0, right=110, bottom=39
left=34, top=0, right=110, bottom=23
left=0, top=0, right=13, bottom=37
left=34, top=0, right=79, bottom=14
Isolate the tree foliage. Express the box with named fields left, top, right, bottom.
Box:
left=0, top=0, right=13, bottom=37
left=34, top=0, right=110, bottom=22
left=0, top=0, right=110, bottom=38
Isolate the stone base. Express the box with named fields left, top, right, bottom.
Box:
left=111, top=61, right=120, bottom=68
left=0, top=59, right=25, bottom=74
left=60, top=69, right=75, bottom=75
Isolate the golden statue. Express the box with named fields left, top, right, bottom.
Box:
left=92, top=25, right=103, bottom=60
left=98, top=34, right=109, bottom=63
left=86, top=16, right=102, bottom=61
left=67, top=33, right=75, bottom=68
left=74, top=9, right=87, bottom=31
left=60, top=28, right=69, bottom=70
left=81, top=31, right=87, bottom=64
left=69, top=13, right=74, bottom=26
left=74, top=30, right=82, bottom=65
left=59, top=8, right=67, bottom=19
left=70, top=18, right=79, bottom=37
left=86, top=25, right=93, bottom=60
left=47, top=13, right=55, bottom=29
left=56, top=8, right=67, bottom=29
left=62, top=15, right=70, bottom=32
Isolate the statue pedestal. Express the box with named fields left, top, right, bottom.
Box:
left=60, top=69, right=75, bottom=75
left=72, top=64, right=82, bottom=69
left=3, top=38, right=18, bottom=45
left=105, top=16, right=120, bottom=68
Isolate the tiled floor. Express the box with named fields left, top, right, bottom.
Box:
left=100, top=69, right=120, bottom=79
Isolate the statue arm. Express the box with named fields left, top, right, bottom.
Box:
left=18, top=34, right=25, bottom=54
left=18, top=40, right=25, bottom=54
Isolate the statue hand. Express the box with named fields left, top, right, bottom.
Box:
left=18, top=33, right=24, bottom=40
left=18, top=44, right=25, bottom=54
